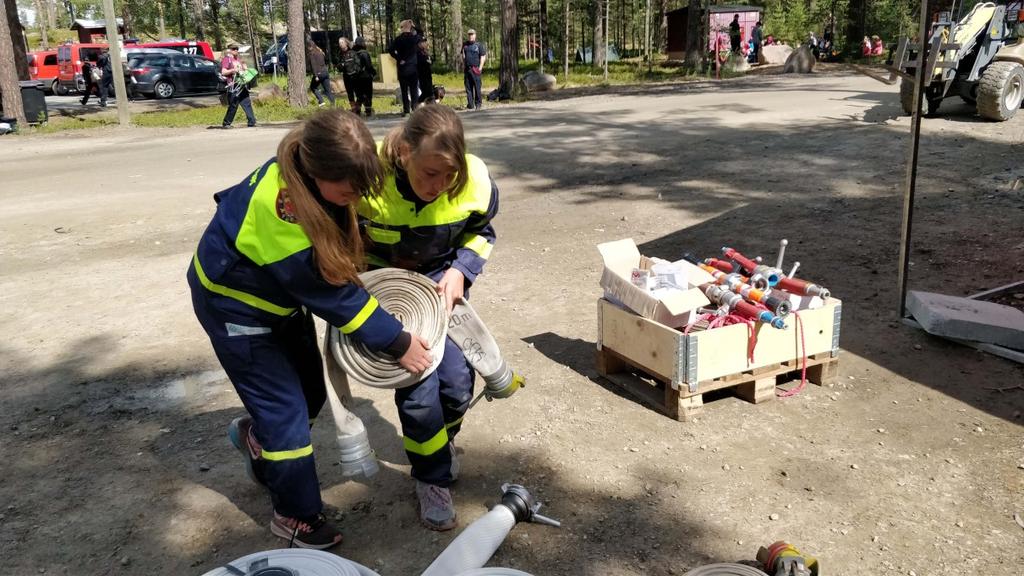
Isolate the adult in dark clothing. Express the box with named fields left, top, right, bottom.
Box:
left=729, top=15, right=742, bottom=53
left=461, top=29, right=487, bottom=110
left=80, top=56, right=98, bottom=105
left=338, top=38, right=362, bottom=113
left=389, top=20, right=421, bottom=115
left=416, top=38, right=435, bottom=105
left=96, top=50, right=114, bottom=107
left=307, top=41, right=335, bottom=107
left=353, top=37, right=376, bottom=116
left=221, top=44, right=257, bottom=128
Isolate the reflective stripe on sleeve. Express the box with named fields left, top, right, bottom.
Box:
left=338, top=296, right=380, bottom=334
left=461, top=234, right=493, bottom=259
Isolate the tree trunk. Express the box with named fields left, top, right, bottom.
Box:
left=191, top=0, right=206, bottom=40
left=846, top=0, right=866, bottom=58
left=385, top=0, right=394, bottom=40
left=286, top=0, right=307, bottom=107
left=177, top=0, right=187, bottom=38
left=48, top=0, right=57, bottom=28
left=157, top=0, right=167, bottom=39
left=209, top=0, right=223, bottom=50
left=684, top=0, right=703, bottom=68
left=122, top=0, right=135, bottom=40
left=563, top=0, right=568, bottom=78
left=0, top=0, right=26, bottom=126
left=592, top=0, right=605, bottom=68
left=498, top=0, right=518, bottom=96
left=5, top=0, right=28, bottom=81
left=34, top=0, right=50, bottom=49
left=657, top=0, right=666, bottom=53
left=450, top=0, right=462, bottom=70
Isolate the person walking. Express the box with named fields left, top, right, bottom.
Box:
left=79, top=54, right=99, bottom=105
left=389, top=20, right=421, bottom=116
left=89, top=49, right=114, bottom=107
left=359, top=105, right=507, bottom=531
left=308, top=41, right=335, bottom=107
left=416, top=38, right=435, bottom=105
left=461, top=29, right=486, bottom=110
left=221, top=44, right=257, bottom=128
left=352, top=37, right=376, bottom=117
left=188, top=109, right=434, bottom=549
left=339, top=38, right=363, bottom=114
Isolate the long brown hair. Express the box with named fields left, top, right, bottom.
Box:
left=380, top=105, right=469, bottom=200
left=277, top=109, right=383, bottom=286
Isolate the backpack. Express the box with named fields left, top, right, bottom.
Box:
left=341, top=52, right=363, bottom=77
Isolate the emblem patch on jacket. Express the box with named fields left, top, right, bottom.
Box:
left=276, top=192, right=297, bottom=223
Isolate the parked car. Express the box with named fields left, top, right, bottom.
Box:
left=29, top=50, right=60, bottom=94
left=262, top=38, right=289, bottom=73
left=128, top=52, right=222, bottom=99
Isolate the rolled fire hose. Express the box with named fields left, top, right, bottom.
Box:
left=323, top=268, right=524, bottom=478
left=682, top=564, right=770, bottom=576
left=200, top=548, right=377, bottom=576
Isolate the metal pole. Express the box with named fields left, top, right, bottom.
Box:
left=101, top=0, right=130, bottom=126
left=603, top=0, right=609, bottom=80
left=897, top=0, right=930, bottom=318
left=268, top=0, right=279, bottom=82
left=347, top=0, right=358, bottom=39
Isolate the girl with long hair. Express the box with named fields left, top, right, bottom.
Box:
left=187, top=109, right=432, bottom=548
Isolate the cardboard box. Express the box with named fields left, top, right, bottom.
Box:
left=598, top=238, right=715, bottom=328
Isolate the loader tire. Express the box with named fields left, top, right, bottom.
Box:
left=976, top=61, right=1024, bottom=121
left=900, top=78, right=915, bottom=115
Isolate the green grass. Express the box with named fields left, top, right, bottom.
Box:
left=23, top=58, right=743, bottom=134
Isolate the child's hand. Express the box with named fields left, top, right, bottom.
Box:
left=436, top=268, right=465, bottom=314
left=399, top=334, right=433, bottom=374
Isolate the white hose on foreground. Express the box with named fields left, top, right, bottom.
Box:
left=420, top=506, right=517, bottom=576
left=682, top=564, right=770, bottom=576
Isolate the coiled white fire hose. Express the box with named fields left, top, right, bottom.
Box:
left=322, top=268, right=524, bottom=478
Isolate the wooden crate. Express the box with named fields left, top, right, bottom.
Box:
left=595, top=297, right=841, bottom=421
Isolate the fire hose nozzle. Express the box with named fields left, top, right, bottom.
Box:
left=499, top=484, right=562, bottom=528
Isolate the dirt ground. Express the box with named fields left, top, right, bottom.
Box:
left=2, top=68, right=1022, bottom=576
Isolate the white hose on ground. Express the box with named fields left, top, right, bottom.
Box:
left=200, top=549, right=380, bottom=576
left=682, top=564, right=770, bottom=576
left=323, top=336, right=379, bottom=478
left=419, top=505, right=518, bottom=576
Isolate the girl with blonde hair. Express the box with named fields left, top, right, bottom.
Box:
left=188, top=109, right=432, bottom=548
left=358, top=104, right=502, bottom=531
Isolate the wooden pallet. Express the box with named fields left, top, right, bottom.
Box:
left=596, top=346, right=839, bottom=421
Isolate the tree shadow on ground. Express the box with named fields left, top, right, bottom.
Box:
left=0, top=335, right=737, bottom=576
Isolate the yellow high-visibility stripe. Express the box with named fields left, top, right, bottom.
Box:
left=261, top=444, right=313, bottom=461
left=366, top=253, right=390, bottom=268
left=339, top=297, right=379, bottom=334
left=193, top=253, right=296, bottom=316
left=445, top=417, right=464, bottom=430
left=403, top=428, right=448, bottom=456
left=461, top=234, right=493, bottom=259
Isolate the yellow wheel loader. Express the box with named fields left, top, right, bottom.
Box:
left=891, top=2, right=1024, bottom=120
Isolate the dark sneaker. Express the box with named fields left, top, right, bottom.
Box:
left=416, top=481, right=457, bottom=531
left=227, top=416, right=261, bottom=485
left=271, top=512, right=343, bottom=549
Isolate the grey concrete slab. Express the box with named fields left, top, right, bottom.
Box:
left=907, top=290, right=1024, bottom=350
